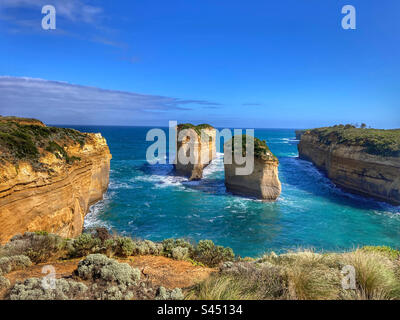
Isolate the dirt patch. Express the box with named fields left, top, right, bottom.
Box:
left=124, top=255, right=216, bottom=289
left=0, top=255, right=215, bottom=299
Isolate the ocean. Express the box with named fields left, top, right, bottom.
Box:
left=65, top=126, right=400, bottom=258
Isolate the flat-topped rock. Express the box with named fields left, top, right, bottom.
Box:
left=224, top=135, right=281, bottom=200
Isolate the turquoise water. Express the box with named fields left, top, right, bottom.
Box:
left=68, top=126, right=400, bottom=257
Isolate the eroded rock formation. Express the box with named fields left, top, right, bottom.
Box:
left=224, top=135, right=281, bottom=200
left=0, top=117, right=111, bottom=244
left=174, top=124, right=216, bottom=181
left=298, top=126, right=400, bottom=205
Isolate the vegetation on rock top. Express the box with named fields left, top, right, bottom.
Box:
left=177, top=123, right=214, bottom=137
left=304, top=125, right=400, bottom=157
left=225, top=135, right=278, bottom=161
left=0, top=116, right=88, bottom=169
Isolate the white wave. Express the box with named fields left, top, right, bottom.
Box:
left=203, top=152, right=224, bottom=177
left=84, top=192, right=113, bottom=229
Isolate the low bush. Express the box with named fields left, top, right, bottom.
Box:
left=132, top=240, right=163, bottom=256
left=9, top=278, right=88, bottom=300
left=162, top=238, right=194, bottom=258
left=155, top=286, right=184, bottom=300
left=0, top=276, right=10, bottom=290
left=194, top=240, right=234, bottom=267
left=1, top=232, right=65, bottom=263
left=114, top=237, right=134, bottom=257
left=76, top=254, right=140, bottom=287
left=70, top=233, right=101, bottom=257
left=171, top=247, right=189, bottom=260
left=0, top=255, right=32, bottom=274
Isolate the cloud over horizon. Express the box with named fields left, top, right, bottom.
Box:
left=0, top=76, right=221, bottom=125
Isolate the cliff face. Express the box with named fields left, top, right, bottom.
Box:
left=298, top=131, right=400, bottom=205
left=295, top=130, right=306, bottom=140
left=224, top=136, right=281, bottom=200
left=174, top=124, right=216, bottom=181
left=0, top=118, right=111, bottom=244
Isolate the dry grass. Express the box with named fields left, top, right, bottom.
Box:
left=187, top=248, right=400, bottom=300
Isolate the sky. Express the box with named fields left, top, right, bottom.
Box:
left=0, top=0, right=399, bottom=128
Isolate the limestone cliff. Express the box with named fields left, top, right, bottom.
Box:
left=224, top=135, right=281, bottom=200
left=174, top=124, right=216, bottom=181
left=298, top=126, right=400, bottom=205
left=295, top=130, right=306, bottom=140
left=0, top=117, right=111, bottom=244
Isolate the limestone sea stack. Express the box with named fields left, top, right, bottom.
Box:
left=224, top=135, right=281, bottom=200
left=298, top=125, right=400, bottom=205
left=0, top=116, right=112, bottom=244
left=174, top=124, right=217, bottom=181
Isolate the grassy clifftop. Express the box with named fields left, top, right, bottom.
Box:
left=0, top=116, right=88, bottom=169
left=304, top=125, right=400, bottom=157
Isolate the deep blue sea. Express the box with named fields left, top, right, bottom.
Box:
left=66, top=126, right=400, bottom=258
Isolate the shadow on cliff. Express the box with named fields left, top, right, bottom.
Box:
left=280, top=157, right=398, bottom=211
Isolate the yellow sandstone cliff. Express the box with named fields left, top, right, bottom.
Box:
left=0, top=117, right=111, bottom=244
left=298, top=127, right=400, bottom=205
left=174, top=124, right=216, bottom=181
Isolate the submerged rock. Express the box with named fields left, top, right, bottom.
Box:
left=224, top=135, right=281, bottom=200
left=174, top=123, right=216, bottom=181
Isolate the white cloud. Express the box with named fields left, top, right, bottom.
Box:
left=0, top=76, right=220, bottom=125
left=0, top=0, right=103, bottom=25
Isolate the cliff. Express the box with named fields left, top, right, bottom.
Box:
left=295, top=129, right=306, bottom=140
left=224, top=135, right=281, bottom=200
left=174, top=124, right=216, bottom=180
left=0, top=117, right=112, bottom=244
left=298, top=125, right=400, bottom=205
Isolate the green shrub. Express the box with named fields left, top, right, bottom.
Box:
left=114, top=237, right=134, bottom=257
left=156, top=286, right=184, bottom=300
left=171, top=247, right=189, bottom=260
left=224, top=134, right=277, bottom=161
left=70, top=233, right=101, bottom=257
left=132, top=240, right=163, bottom=256
left=194, top=240, right=234, bottom=267
left=76, top=254, right=140, bottom=287
left=162, top=238, right=194, bottom=258
left=9, top=278, right=88, bottom=300
left=2, top=232, right=65, bottom=263
left=0, top=276, right=10, bottom=290
left=0, top=257, right=12, bottom=274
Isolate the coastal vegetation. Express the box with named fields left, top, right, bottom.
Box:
left=304, top=125, right=400, bottom=157
left=177, top=123, right=214, bottom=137
left=227, top=134, right=278, bottom=161
left=1, top=230, right=400, bottom=300
left=0, top=116, right=87, bottom=169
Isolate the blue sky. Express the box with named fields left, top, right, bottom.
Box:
left=0, top=0, right=399, bottom=128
